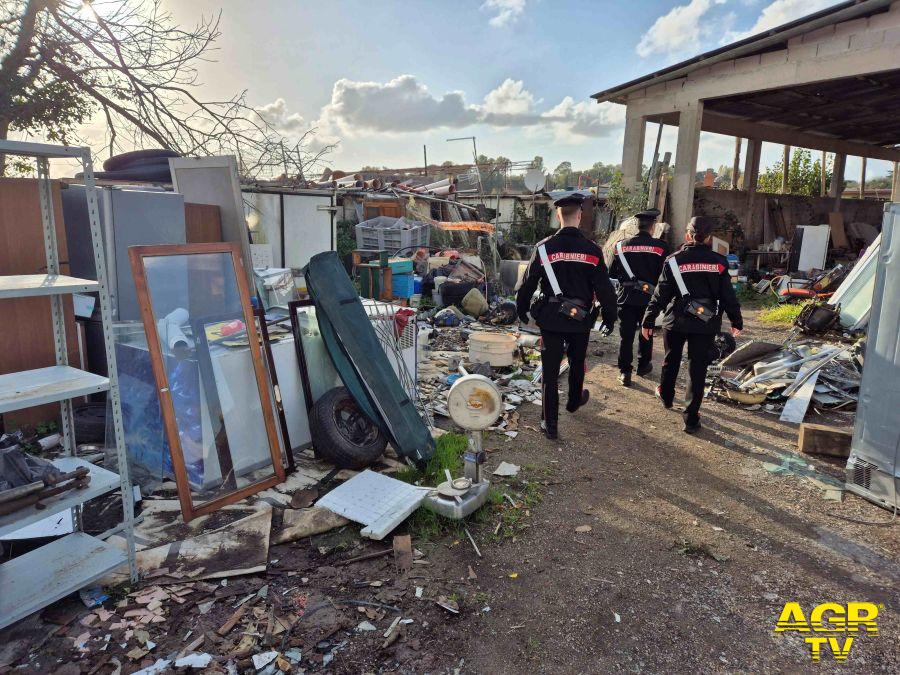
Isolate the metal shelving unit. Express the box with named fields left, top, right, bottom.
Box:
left=0, top=139, right=137, bottom=630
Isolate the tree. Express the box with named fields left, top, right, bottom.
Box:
left=0, top=0, right=331, bottom=178
left=552, top=161, right=572, bottom=188
left=757, top=148, right=829, bottom=196
left=531, top=155, right=544, bottom=171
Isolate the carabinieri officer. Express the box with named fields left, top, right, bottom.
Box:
left=516, top=192, right=617, bottom=440
left=608, top=208, right=669, bottom=387
left=641, top=216, right=742, bottom=434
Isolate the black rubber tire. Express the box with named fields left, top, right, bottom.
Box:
left=102, top=149, right=180, bottom=172
left=309, top=387, right=386, bottom=469
left=74, top=403, right=107, bottom=443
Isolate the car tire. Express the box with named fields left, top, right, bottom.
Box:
left=309, top=387, right=386, bottom=470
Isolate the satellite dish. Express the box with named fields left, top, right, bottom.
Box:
left=523, top=168, right=547, bottom=193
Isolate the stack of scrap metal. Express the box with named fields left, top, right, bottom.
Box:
left=712, top=339, right=862, bottom=423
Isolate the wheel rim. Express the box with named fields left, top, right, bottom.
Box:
left=331, top=398, right=380, bottom=448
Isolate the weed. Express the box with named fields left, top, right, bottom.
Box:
left=396, top=432, right=467, bottom=486
left=759, top=302, right=805, bottom=325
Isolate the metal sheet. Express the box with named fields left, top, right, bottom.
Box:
left=0, top=457, right=121, bottom=538
left=0, top=365, right=109, bottom=414
left=0, top=532, right=125, bottom=630
left=0, top=274, right=98, bottom=299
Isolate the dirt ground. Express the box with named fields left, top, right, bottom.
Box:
left=2, top=309, right=897, bottom=674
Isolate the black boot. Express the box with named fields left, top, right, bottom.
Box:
left=636, top=362, right=653, bottom=377
left=655, top=385, right=673, bottom=409
left=683, top=417, right=702, bottom=434
left=540, top=420, right=558, bottom=440
left=566, top=389, right=590, bottom=412
left=617, top=372, right=632, bottom=387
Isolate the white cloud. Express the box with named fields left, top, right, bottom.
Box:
left=483, top=78, right=536, bottom=116
left=731, top=0, right=839, bottom=40
left=544, top=97, right=626, bottom=141
left=482, top=0, right=526, bottom=28
left=636, top=0, right=729, bottom=58
left=256, top=98, right=308, bottom=133
left=317, top=75, right=477, bottom=135
left=311, top=75, right=624, bottom=141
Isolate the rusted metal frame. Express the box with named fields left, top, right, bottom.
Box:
left=128, top=242, right=285, bottom=522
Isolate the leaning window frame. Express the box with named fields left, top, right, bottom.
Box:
left=128, top=242, right=286, bottom=521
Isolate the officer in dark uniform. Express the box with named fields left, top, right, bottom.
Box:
left=516, top=193, right=617, bottom=439
left=608, top=208, right=669, bottom=387
left=641, top=216, right=743, bottom=434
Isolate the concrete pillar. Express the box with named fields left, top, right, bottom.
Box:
left=670, top=102, right=703, bottom=243
left=859, top=157, right=867, bottom=199
left=743, top=139, right=762, bottom=240
left=830, top=153, right=846, bottom=212
left=731, top=137, right=742, bottom=190
left=892, top=161, right=900, bottom=202
left=621, top=111, right=647, bottom=187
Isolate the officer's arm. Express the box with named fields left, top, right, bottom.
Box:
left=642, top=263, right=675, bottom=329
left=516, top=249, right=541, bottom=322
left=719, top=268, right=744, bottom=330
left=591, top=258, right=617, bottom=328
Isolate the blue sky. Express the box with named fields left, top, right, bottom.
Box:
left=139, top=1, right=889, bottom=178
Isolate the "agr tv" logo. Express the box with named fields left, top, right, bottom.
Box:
left=774, top=601, right=882, bottom=662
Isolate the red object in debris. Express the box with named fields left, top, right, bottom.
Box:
left=439, top=249, right=460, bottom=260
left=220, top=319, right=246, bottom=336
left=394, top=307, right=415, bottom=338
left=779, top=289, right=834, bottom=299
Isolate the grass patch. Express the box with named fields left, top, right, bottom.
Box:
left=759, top=302, right=805, bottom=325
left=395, top=432, right=468, bottom=485
left=396, top=433, right=546, bottom=544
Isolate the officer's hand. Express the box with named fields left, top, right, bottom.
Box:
left=599, top=323, right=613, bottom=336
left=731, top=327, right=742, bottom=338
left=518, top=311, right=530, bottom=324
left=641, top=327, right=653, bottom=340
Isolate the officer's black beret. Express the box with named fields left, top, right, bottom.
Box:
left=552, top=193, right=586, bottom=208
left=633, top=208, right=660, bottom=221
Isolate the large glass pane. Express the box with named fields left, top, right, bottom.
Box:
left=140, top=251, right=280, bottom=511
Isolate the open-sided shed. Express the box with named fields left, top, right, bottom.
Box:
left=593, top=0, right=900, bottom=243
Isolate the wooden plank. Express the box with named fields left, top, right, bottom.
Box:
left=185, top=203, right=223, bottom=243
left=799, top=422, right=852, bottom=458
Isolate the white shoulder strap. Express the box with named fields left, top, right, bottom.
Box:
left=668, top=257, right=690, bottom=297
left=538, top=244, right=563, bottom=297
left=615, top=241, right=636, bottom=280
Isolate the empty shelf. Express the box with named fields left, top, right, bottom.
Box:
left=0, top=366, right=109, bottom=414
left=0, top=458, right=121, bottom=538
left=0, top=274, right=98, bottom=299
left=0, top=532, right=125, bottom=629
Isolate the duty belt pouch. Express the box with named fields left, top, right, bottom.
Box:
left=616, top=242, right=655, bottom=302
left=538, top=244, right=588, bottom=323
left=668, top=257, right=715, bottom=323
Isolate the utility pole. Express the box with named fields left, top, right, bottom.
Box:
left=423, top=145, right=428, bottom=177
left=820, top=150, right=827, bottom=196
left=781, top=145, right=791, bottom=194
left=731, top=137, right=742, bottom=190
left=860, top=157, right=867, bottom=199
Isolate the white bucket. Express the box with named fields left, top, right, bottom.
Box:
left=469, top=332, right=517, bottom=367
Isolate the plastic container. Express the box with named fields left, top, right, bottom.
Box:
left=413, top=275, right=422, bottom=294
left=469, top=332, right=517, bottom=367
left=392, top=273, right=415, bottom=298
left=356, top=221, right=430, bottom=251
left=388, top=258, right=414, bottom=274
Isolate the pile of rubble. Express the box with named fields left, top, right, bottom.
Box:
left=710, top=337, right=862, bottom=423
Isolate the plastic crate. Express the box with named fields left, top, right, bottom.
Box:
left=388, top=257, right=414, bottom=274
left=392, top=273, right=415, bottom=298
left=356, top=221, right=430, bottom=252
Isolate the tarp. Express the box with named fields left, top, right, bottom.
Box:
left=304, top=251, right=434, bottom=467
